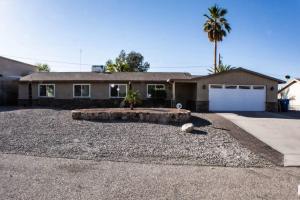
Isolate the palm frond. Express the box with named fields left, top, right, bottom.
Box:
left=224, top=22, right=231, bottom=32
left=221, top=30, right=227, bottom=37
left=203, top=4, right=231, bottom=42
left=208, top=64, right=236, bottom=74
left=219, top=8, right=227, bottom=17
left=203, top=14, right=212, bottom=20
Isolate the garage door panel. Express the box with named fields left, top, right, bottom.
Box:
left=209, top=85, right=266, bottom=111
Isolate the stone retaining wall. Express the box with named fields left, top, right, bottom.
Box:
left=72, top=108, right=191, bottom=124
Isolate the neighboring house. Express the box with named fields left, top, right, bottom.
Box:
left=278, top=78, right=300, bottom=110
left=18, top=67, right=284, bottom=112
left=0, top=56, right=36, bottom=105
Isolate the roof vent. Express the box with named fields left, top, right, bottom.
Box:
left=92, top=65, right=105, bottom=73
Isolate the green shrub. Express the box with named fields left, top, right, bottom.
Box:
left=123, top=89, right=141, bottom=110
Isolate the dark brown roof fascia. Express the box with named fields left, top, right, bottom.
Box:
left=19, top=79, right=173, bottom=83
left=278, top=80, right=297, bottom=94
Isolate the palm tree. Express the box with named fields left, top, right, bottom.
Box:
left=203, top=5, right=231, bottom=73
left=208, top=64, right=235, bottom=74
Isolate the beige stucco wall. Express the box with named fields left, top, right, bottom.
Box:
left=18, top=83, right=29, bottom=99
left=29, top=82, right=108, bottom=99
left=0, top=57, right=36, bottom=77
left=19, top=82, right=80, bottom=99
left=18, top=71, right=279, bottom=104
left=92, top=83, right=110, bottom=99
left=132, top=82, right=172, bottom=99
left=20, top=81, right=172, bottom=100
left=131, top=82, right=147, bottom=98
left=195, top=71, right=278, bottom=102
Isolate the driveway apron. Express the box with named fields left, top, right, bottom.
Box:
left=218, top=112, right=300, bottom=166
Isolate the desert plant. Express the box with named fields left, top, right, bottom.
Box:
left=123, top=89, right=141, bottom=110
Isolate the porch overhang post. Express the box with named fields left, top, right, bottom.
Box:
left=172, top=81, right=176, bottom=107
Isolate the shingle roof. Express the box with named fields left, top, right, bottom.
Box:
left=20, top=72, right=192, bottom=82
left=190, top=67, right=285, bottom=83
left=0, top=56, right=36, bottom=69
left=19, top=67, right=285, bottom=83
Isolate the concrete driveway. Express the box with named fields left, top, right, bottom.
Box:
left=218, top=112, right=300, bottom=166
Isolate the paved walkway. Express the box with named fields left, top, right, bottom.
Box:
left=0, top=153, right=299, bottom=200
left=218, top=112, right=300, bottom=166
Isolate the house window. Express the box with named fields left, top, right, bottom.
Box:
left=147, top=84, right=165, bottom=98
left=109, top=84, right=127, bottom=98
left=73, top=84, right=90, bottom=98
left=38, top=84, right=55, bottom=97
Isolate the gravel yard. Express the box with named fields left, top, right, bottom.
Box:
left=0, top=107, right=273, bottom=167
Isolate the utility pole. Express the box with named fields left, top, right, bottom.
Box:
left=79, top=49, right=82, bottom=71
left=218, top=53, right=222, bottom=67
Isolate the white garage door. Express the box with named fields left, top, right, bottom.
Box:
left=209, top=84, right=266, bottom=111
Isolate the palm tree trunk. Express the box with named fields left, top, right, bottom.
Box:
left=214, top=40, right=217, bottom=73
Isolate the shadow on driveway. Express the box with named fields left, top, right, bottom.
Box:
left=278, top=111, right=300, bottom=119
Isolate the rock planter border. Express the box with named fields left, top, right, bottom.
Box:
left=72, top=108, right=191, bottom=124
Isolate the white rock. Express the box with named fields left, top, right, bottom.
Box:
left=73, top=138, right=80, bottom=143
left=181, top=123, right=194, bottom=133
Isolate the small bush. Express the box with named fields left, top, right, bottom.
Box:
left=123, top=89, right=141, bottom=110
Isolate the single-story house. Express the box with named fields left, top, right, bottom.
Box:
left=18, top=67, right=284, bottom=112
left=0, top=56, right=36, bottom=105
left=278, top=78, right=300, bottom=110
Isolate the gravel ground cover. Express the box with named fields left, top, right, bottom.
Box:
left=0, top=107, right=274, bottom=167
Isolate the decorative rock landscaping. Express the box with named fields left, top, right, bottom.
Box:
left=72, top=108, right=191, bottom=124
left=181, top=123, right=194, bottom=132
left=0, top=108, right=274, bottom=167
